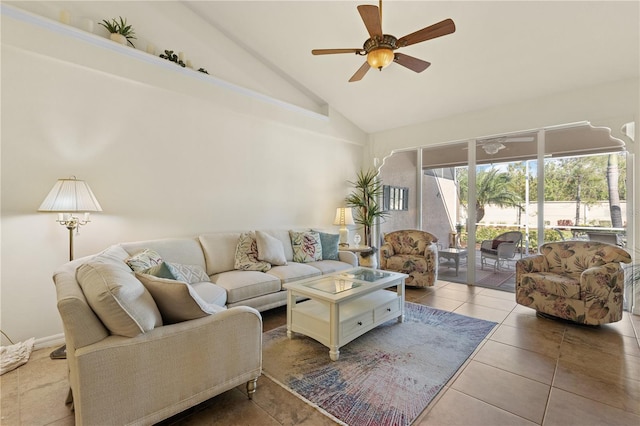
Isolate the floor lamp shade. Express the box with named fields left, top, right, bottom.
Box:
left=38, top=177, right=102, bottom=213
left=333, top=207, right=355, bottom=246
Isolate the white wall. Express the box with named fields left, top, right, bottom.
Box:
left=0, top=7, right=366, bottom=345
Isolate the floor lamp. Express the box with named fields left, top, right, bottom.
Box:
left=39, top=177, right=102, bottom=359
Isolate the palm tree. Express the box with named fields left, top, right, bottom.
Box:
left=345, top=169, right=389, bottom=249
left=475, top=168, right=522, bottom=222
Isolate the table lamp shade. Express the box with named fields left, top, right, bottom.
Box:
left=38, top=178, right=102, bottom=212
left=333, top=207, right=354, bottom=226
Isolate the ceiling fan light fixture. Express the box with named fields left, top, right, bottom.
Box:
left=482, top=142, right=506, bottom=155
left=367, top=48, right=394, bottom=70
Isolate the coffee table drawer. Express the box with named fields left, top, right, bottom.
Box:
left=375, top=298, right=401, bottom=320
left=342, top=312, right=374, bottom=338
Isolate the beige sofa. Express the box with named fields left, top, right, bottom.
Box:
left=54, top=229, right=357, bottom=425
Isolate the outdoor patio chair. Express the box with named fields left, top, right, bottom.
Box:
left=516, top=241, right=631, bottom=325
left=480, top=231, right=522, bottom=271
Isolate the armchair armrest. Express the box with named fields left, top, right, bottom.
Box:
left=69, top=306, right=262, bottom=425
left=379, top=242, right=394, bottom=269
left=516, top=254, right=549, bottom=274
left=380, top=242, right=394, bottom=258
left=496, top=242, right=517, bottom=257
left=480, top=240, right=494, bottom=250
left=580, top=263, right=625, bottom=322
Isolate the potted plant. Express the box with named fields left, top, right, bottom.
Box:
left=345, top=168, right=389, bottom=260
left=99, top=17, right=136, bottom=47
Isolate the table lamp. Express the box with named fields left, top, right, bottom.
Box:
left=333, top=207, right=354, bottom=246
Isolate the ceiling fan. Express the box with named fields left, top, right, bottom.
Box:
left=311, top=0, right=456, bottom=82
left=477, top=136, right=535, bottom=155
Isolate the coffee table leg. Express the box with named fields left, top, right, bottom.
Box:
left=398, top=279, right=405, bottom=323
left=329, top=303, right=340, bottom=361
left=455, top=255, right=459, bottom=276
left=286, top=290, right=295, bottom=339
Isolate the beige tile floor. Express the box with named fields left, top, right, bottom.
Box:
left=2, top=281, right=639, bottom=426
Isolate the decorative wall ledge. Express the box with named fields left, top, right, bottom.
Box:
left=1, top=3, right=330, bottom=123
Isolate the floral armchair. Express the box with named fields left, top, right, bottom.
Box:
left=516, top=241, right=631, bottom=325
left=380, top=230, right=438, bottom=288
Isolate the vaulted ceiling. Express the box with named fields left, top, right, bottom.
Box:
left=185, top=1, right=639, bottom=134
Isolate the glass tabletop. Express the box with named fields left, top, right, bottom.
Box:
left=338, top=268, right=392, bottom=282
left=304, top=277, right=363, bottom=294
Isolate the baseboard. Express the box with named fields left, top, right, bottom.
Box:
left=34, top=333, right=65, bottom=350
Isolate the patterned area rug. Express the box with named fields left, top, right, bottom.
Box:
left=262, top=302, right=497, bottom=426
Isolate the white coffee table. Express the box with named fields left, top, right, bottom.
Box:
left=284, top=268, right=407, bottom=361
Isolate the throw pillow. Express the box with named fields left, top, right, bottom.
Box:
left=255, top=231, right=288, bottom=266
left=125, top=248, right=164, bottom=272
left=234, top=232, right=271, bottom=272
left=318, top=232, right=340, bottom=261
left=77, top=261, right=163, bottom=337
left=491, top=239, right=502, bottom=250
left=142, top=262, right=176, bottom=279
left=165, top=262, right=210, bottom=283
left=289, top=230, right=322, bottom=263
left=136, top=273, right=225, bottom=324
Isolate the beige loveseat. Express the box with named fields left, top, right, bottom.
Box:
left=54, top=229, right=357, bottom=425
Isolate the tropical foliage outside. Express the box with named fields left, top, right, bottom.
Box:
left=456, top=153, right=627, bottom=227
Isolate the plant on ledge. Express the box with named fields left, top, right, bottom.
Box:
left=159, top=50, right=186, bottom=67
left=98, top=17, right=136, bottom=47
left=345, top=168, right=389, bottom=256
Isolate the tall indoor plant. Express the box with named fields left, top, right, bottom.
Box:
left=345, top=168, right=389, bottom=253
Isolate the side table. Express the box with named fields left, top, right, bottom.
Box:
left=438, top=248, right=468, bottom=276
left=341, top=245, right=376, bottom=268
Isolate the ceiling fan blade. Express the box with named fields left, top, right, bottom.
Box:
left=357, top=5, right=382, bottom=39
left=504, top=137, right=535, bottom=142
left=397, top=18, right=456, bottom=47
left=311, top=48, right=363, bottom=55
left=349, top=62, right=371, bottom=82
left=394, top=53, right=431, bottom=73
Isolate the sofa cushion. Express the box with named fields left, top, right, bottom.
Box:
left=256, top=231, right=288, bottom=266
left=266, top=262, right=322, bottom=284
left=136, top=273, right=225, bottom=324
left=190, top=282, right=227, bottom=306
left=520, top=272, right=582, bottom=300
left=199, top=232, right=242, bottom=275
left=211, top=270, right=281, bottom=304
left=261, top=229, right=295, bottom=261
left=77, top=261, right=162, bottom=337
left=121, top=238, right=207, bottom=270
left=289, top=230, right=322, bottom=263
left=307, top=260, right=352, bottom=275
left=318, top=232, right=340, bottom=261
left=165, top=262, right=210, bottom=283
left=125, top=249, right=164, bottom=272
left=142, top=262, right=176, bottom=279
left=235, top=232, right=272, bottom=272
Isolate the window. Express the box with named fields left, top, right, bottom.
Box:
left=383, top=185, right=409, bottom=211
